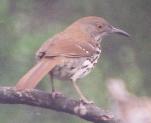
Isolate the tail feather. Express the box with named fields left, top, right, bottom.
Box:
left=15, top=57, right=62, bottom=90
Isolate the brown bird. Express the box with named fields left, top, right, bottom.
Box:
left=16, top=16, right=129, bottom=103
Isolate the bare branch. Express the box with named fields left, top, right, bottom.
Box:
left=0, top=87, right=118, bottom=123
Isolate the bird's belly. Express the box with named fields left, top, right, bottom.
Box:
left=51, top=52, right=101, bottom=81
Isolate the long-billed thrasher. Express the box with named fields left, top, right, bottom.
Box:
left=15, top=16, right=129, bottom=103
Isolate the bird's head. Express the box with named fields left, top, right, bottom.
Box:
left=75, top=16, right=130, bottom=41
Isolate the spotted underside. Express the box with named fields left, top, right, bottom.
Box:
left=51, top=43, right=101, bottom=82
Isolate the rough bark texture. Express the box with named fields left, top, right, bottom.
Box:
left=0, top=87, right=118, bottom=123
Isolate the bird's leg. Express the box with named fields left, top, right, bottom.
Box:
left=72, top=80, right=93, bottom=104
left=49, top=72, right=55, bottom=92
left=49, top=72, right=62, bottom=98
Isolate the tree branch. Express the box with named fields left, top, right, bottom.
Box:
left=0, top=87, right=118, bottom=123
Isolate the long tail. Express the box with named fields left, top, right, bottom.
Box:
left=15, top=57, right=62, bottom=90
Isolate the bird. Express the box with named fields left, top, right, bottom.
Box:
left=15, top=16, right=129, bottom=103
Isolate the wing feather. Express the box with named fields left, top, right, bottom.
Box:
left=36, top=36, right=96, bottom=58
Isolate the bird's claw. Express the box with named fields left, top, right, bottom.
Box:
left=80, top=99, right=94, bottom=105
left=51, top=91, right=63, bottom=99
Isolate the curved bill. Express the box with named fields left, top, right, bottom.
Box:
left=111, top=26, right=130, bottom=37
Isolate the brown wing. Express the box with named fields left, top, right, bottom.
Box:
left=36, top=35, right=96, bottom=59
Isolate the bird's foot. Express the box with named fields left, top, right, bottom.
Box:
left=80, top=99, right=94, bottom=105
left=51, top=91, right=63, bottom=99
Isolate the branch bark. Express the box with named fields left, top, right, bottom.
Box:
left=0, top=87, right=118, bottom=123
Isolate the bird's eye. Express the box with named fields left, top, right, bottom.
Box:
left=98, top=25, right=102, bottom=29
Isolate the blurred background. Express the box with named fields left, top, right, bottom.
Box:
left=0, top=0, right=150, bottom=123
